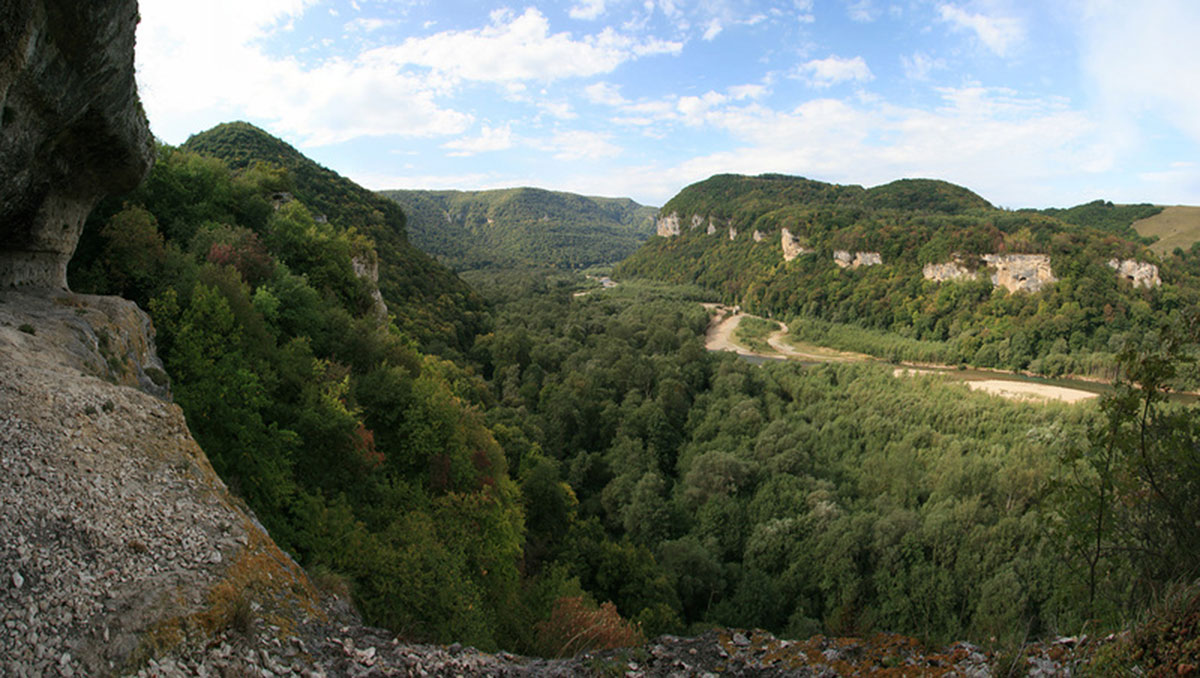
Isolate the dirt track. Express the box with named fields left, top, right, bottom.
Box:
left=706, top=304, right=1098, bottom=405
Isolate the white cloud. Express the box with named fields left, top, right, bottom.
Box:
left=569, top=0, right=607, bottom=20
left=900, top=51, right=946, bottom=81
left=585, top=82, right=628, bottom=106
left=702, top=19, right=724, bottom=41
left=1078, top=0, right=1200, bottom=149
left=798, top=55, right=874, bottom=88
left=344, top=17, right=390, bottom=32
left=938, top=4, right=1024, bottom=57
left=136, top=3, right=681, bottom=147
left=442, top=124, right=514, bottom=156
left=845, top=0, right=879, bottom=22
left=372, top=8, right=682, bottom=83
left=534, top=130, right=622, bottom=160
left=597, top=86, right=1104, bottom=206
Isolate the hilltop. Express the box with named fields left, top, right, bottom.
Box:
left=177, top=122, right=486, bottom=354
left=618, top=173, right=1200, bottom=379
left=382, top=187, right=657, bottom=271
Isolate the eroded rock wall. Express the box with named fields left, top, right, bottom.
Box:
left=982, top=254, right=1057, bottom=293
left=656, top=212, right=681, bottom=237
left=1108, top=259, right=1161, bottom=288
left=0, top=0, right=154, bottom=289
left=833, top=250, right=883, bottom=269
left=781, top=228, right=813, bottom=261
left=923, top=261, right=977, bottom=283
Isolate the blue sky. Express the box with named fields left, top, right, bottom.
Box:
left=136, top=0, right=1200, bottom=208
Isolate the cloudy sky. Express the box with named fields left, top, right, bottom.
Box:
left=136, top=0, right=1200, bottom=208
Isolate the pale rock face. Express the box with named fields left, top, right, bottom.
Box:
left=1108, top=259, right=1161, bottom=288
left=781, top=228, right=814, bottom=262
left=982, top=254, right=1057, bottom=293
left=656, top=212, right=682, bottom=237
left=923, top=261, right=977, bottom=283
left=834, top=250, right=883, bottom=269
left=0, top=0, right=155, bottom=288
left=351, top=253, right=389, bottom=322
left=753, top=230, right=764, bottom=242
left=729, top=227, right=738, bottom=241
left=691, top=214, right=705, bottom=230
left=707, top=219, right=717, bottom=235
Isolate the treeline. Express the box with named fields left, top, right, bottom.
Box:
left=382, top=187, right=657, bottom=271
left=71, top=147, right=1200, bottom=657
left=616, top=174, right=1200, bottom=383
left=470, top=274, right=1146, bottom=645
left=70, top=144, right=549, bottom=651
left=181, top=122, right=488, bottom=357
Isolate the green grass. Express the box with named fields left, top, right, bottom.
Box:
left=734, top=316, right=781, bottom=354
left=1133, top=205, right=1200, bottom=255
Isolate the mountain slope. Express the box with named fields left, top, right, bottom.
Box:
left=617, top=173, right=1200, bottom=377
left=180, top=122, right=485, bottom=354
left=381, top=187, right=657, bottom=270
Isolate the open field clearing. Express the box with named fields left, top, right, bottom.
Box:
left=1133, top=205, right=1200, bottom=255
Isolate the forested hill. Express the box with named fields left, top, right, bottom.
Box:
left=381, top=187, right=657, bottom=270
left=180, top=121, right=485, bottom=353
left=618, top=173, right=1200, bottom=378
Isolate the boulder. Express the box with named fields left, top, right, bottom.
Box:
left=0, top=0, right=154, bottom=289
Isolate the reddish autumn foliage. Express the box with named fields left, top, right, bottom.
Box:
left=534, top=596, right=644, bottom=658
left=353, top=422, right=384, bottom=469
left=207, top=232, right=274, bottom=287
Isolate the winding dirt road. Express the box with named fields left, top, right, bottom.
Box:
left=704, top=304, right=1097, bottom=404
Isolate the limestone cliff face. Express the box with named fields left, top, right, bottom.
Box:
left=656, top=212, right=681, bottom=237
left=982, top=254, right=1057, bottom=293
left=781, top=229, right=814, bottom=262
left=1108, top=259, right=1161, bottom=288
left=351, top=252, right=389, bottom=323
left=0, top=0, right=155, bottom=289
left=752, top=230, right=764, bottom=242
left=833, top=250, right=883, bottom=269
left=923, top=260, right=977, bottom=283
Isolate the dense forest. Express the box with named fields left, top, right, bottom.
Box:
left=68, top=134, right=1200, bottom=664
left=617, top=174, right=1200, bottom=383
left=381, top=187, right=656, bottom=271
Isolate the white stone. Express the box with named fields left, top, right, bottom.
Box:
left=1108, top=259, right=1161, bottom=288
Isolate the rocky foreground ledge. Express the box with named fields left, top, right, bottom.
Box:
left=0, top=287, right=1107, bottom=677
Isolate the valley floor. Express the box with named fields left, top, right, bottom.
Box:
left=703, top=305, right=1100, bottom=404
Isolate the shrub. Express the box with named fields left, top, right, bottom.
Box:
left=534, top=596, right=644, bottom=658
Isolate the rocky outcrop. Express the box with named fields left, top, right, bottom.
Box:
left=655, top=212, right=681, bottom=237
left=690, top=214, right=704, bottom=230
left=752, top=230, right=764, bottom=242
left=923, top=260, right=977, bottom=283
left=0, top=288, right=321, bottom=676
left=834, top=250, right=883, bottom=269
left=781, top=229, right=814, bottom=262
left=982, top=254, right=1057, bottom=293
left=1108, top=259, right=1161, bottom=288
left=706, top=220, right=717, bottom=235
left=351, top=252, right=389, bottom=323
left=0, top=0, right=155, bottom=289
left=728, top=227, right=737, bottom=241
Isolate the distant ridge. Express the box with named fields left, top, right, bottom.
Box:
left=381, top=187, right=657, bottom=271
left=181, top=122, right=486, bottom=351
left=617, top=172, right=1195, bottom=374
